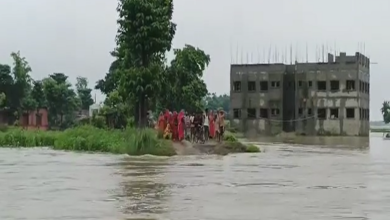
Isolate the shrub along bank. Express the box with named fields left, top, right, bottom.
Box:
left=0, top=126, right=259, bottom=155
left=0, top=125, right=176, bottom=156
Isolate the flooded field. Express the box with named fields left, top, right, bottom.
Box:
left=0, top=133, right=389, bottom=220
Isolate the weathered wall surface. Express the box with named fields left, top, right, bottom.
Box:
left=229, top=52, right=370, bottom=136
left=230, top=64, right=284, bottom=135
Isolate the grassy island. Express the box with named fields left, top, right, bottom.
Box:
left=0, top=126, right=176, bottom=156
left=0, top=126, right=260, bottom=156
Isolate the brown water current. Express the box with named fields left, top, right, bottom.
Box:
left=0, top=133, right=389, bottom=219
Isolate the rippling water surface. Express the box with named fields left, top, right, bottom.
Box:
left=0, top=133, right=389, bottom=219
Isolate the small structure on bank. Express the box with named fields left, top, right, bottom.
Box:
left=0, top=108, right=49, bottom=130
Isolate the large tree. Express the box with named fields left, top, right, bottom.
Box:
left=95, top=59, right=120, bottom=95
left=43, top=73, right=80, bottom=128
left=31, top=80, right=45, bottom=110
left=114, top=0, right=176, bottom=127
left=0, top=64, right=13, bottom=109
left=11, top=52, right=32, bottom=113
left=0, top=93, right=5, bottom=107
left=381, top=101, right=390, bottom=124
left=76, top=76, right=94, bottom=110
left=159, top=44, right=210, bottom=112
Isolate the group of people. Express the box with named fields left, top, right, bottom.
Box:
left=156, top=109, right=225, bottom=143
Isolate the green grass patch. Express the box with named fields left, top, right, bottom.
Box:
left=0, top=125, right=175, bottom=156
left=223, top=131, right=260, bottom=153
left=370, top=128, right=390, bottom=133
left=245, top=144, right=261, bottom=153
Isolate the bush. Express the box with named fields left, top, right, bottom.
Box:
left=0, top=124, right=8, bottom=132
left=0, top=125, right=175, bottom=156
left=223, top=131, right=238, bottom=142
left=0, top=128, right=57, bottom=147
left=222, top=131, right=260, bottom=153
left=246, top=144, right=260, bottom=153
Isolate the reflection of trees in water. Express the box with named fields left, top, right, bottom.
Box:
left=115, top=158, right=172, bottom=216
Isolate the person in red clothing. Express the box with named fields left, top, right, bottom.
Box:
left=177, top=110, right=185, bottom=141
left=171, top=111, right=178, bottom=141
left=157, top=112, right=165, bottom=133
left=209, top=110, right=215, bottom=139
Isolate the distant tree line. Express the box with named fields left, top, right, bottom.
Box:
left=1, top=0, right=233, bottom=130
left=0, top=51, right=94, bottom=129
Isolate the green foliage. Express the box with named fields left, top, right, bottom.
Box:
left=0, top=92, right=5, bottom=107
left=42, top=74, right=81, bottom=128
left=90, top=113, right=106, bottom=129
left=0, top=127, right=57, bottom=147
left=0, top=125, right=175, bottom=156
left=31, top=80, right=45, bottom=109
left=159, top=45, right=210, bottom=112
left=204, top=93, right=229, bottom=113
left=222, top=131, right=260, bottom=153
left=112, top=0, right=176, bottom=126
left=98, top=89, right=129, bottom=129
left=2, top=1, right=214, bottom=133
left=92, top=0, right=212, bottom=128
left=381, top=101, right=390, bottom=124
left=95, top=60, right=120, bottom=95
left=246, top=144, right=261, bottom=153
left=371, top=128, right=390, bottom=133
left=223, top=132, right=238, bottom=142
left=76, top=77, right=94, bottom=110
left=0, top=52, right=87, bottom=129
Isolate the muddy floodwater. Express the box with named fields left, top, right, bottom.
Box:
left=1, top=133, right=389, bottom=219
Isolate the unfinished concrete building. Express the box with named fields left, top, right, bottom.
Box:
left=230, top=52, right=370, bottom=136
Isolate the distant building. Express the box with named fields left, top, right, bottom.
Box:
left=89, top=103, right=101, bottom=117
left=20, top=108, right=49, bottom=130
left=0, top=108, right=49, bottom=130
left=230, top=52, right=370, bottom=136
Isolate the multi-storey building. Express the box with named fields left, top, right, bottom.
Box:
left=230, top=52, right=370, bottom=136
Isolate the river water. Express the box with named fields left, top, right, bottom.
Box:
left=0, top=133, right=388, bottom=220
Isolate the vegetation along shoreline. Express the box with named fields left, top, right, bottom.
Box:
left=0, top=125, right=260, bottom=156
left=0, top=0, right=262, bottom=155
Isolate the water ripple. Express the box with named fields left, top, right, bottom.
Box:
left=0, top=134, right=389, bottom=219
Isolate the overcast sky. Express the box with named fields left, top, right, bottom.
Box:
left=0, top=0, right=388, bottom=120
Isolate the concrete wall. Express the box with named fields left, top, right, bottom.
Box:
left=230, top=64, right=284, bottom=135
left=229, top=52, right=370, bottom=136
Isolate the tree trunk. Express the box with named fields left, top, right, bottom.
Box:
left=137, top=95, right=147, bottom=128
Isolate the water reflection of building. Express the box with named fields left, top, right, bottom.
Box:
left=230, top=52, right=370, bottom=136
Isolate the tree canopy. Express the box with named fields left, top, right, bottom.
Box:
left=1, top=0, right=222, bottom=130
left=381, top=101, right=390, bottom=124
left=0, top=52, right=94, bottom=128
left=203, top=93, right=230, bottom=113
left=94, top=0, right=213, bottom=127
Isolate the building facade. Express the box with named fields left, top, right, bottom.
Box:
left=230, top=52, right=370, bottom=136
